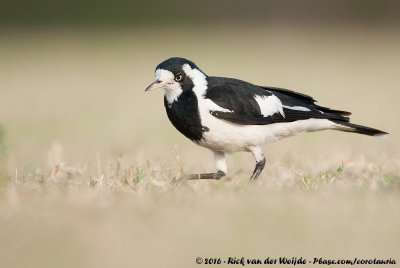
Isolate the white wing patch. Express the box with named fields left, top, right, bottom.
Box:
left=205, top=99, right=233, bottom=113
left=254, top=95, right=285, bottom=118
left=282, top=105, right=311, bottom=112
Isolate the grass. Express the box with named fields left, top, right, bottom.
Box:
left=293, top=162, right=344, bottom=190
left=2, top=163, right=399, bottom=268
left=0, top=25, right=399, bottom=267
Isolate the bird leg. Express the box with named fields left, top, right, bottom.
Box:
left=250, top=158, right=266, bottom=181
left=186, top=170, right=226, bottom=180
left=247, top=146, right=266, bottom=181
left=171, top=151, right=227, bottom=183
left=186, top=150, right=227, bottom=180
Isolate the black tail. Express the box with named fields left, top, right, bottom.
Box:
left=331, top=120, right=388, bottom=137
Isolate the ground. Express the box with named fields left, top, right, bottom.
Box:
left=0, top=25, right=399, bottom=267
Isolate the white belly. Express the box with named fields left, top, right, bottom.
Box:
left=198, top=112, right=337, bottom=153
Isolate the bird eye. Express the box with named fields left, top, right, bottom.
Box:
left=174, top=75, right=183, bottom=82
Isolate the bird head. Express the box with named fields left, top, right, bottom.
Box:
left=145, top=57, right=207, bottom=103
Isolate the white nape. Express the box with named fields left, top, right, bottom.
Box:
left=182, top=64, right=208, bottom=97
left=182, top=64, right=231, bottom=114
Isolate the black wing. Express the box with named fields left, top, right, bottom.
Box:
left=205, top=77, right=350, bottom=125
left=260, top=86, right=351, bottom=116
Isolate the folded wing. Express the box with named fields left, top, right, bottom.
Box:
left=205, top=77, right=351, bottom=125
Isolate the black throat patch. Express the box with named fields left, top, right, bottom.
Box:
left=164, top=90, right=206, bottom=142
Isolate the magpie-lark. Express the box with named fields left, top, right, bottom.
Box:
left=145, top=57, right=387, bottom=181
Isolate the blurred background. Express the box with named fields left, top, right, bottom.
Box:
left=0, top=1, right=399, bottom=267
left=1, top=0, right=399, bottom=173
left=2, top=0, right=400, bottom=27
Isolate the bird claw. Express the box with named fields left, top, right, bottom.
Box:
left=170, top=175, right=185, bottom=186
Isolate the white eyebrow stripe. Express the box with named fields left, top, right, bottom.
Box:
left=155, top=68, right=174, bottom=81
left=254, top=95, right=285, bottom=118
left=282, top=105, right=311, bottom=112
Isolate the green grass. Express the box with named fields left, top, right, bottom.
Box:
left=293, top=162, right=344, bottom=190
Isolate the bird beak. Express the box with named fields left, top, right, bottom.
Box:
left=145, top=80, right=167, bottom=92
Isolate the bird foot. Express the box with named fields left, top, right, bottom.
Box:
left=171, top=170, right=225, bottom=185
left=249, top=158, right=266, bottom=181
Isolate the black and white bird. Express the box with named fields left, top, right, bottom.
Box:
left=145, top=57, right=387, bottom=181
